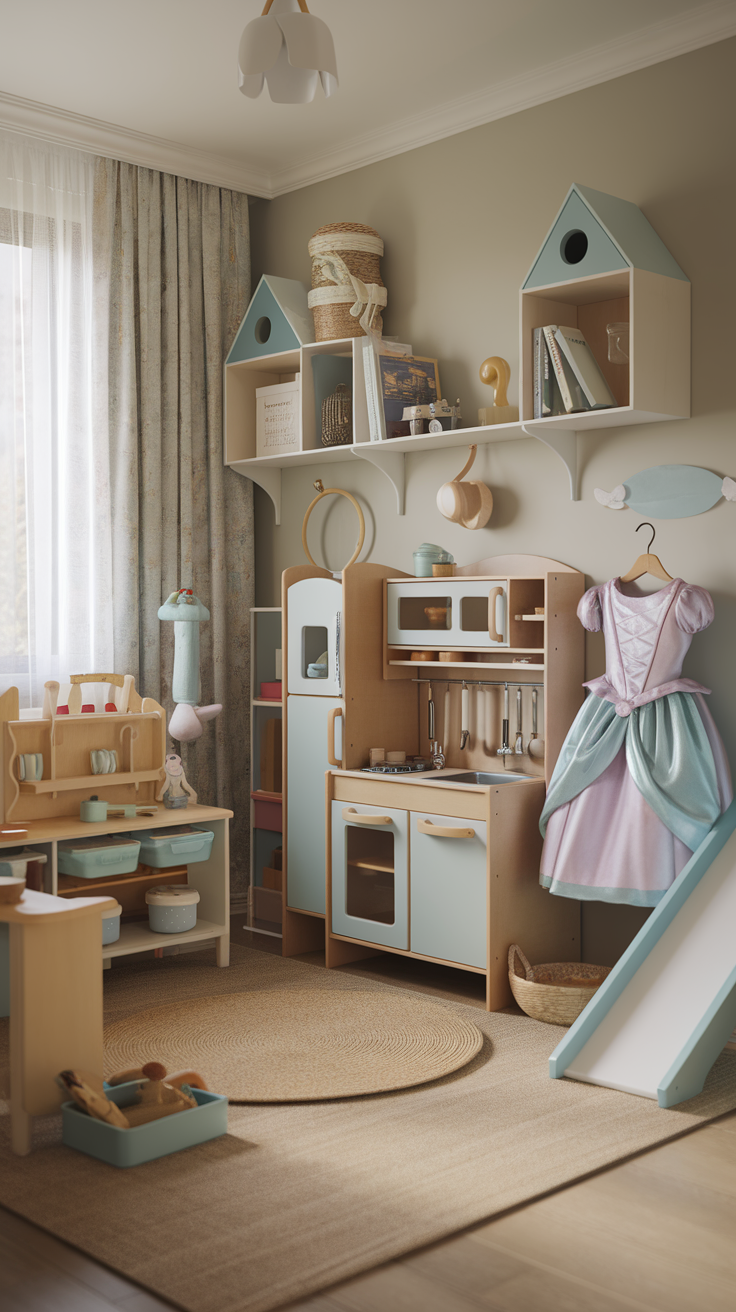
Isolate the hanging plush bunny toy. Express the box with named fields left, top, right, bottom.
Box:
left=157, top=589, right=222, bottom=743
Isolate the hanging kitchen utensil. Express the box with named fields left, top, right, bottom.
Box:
left=427, top=683, right=435, bottom=743
left=497, top=683, right=512, bottom=757
left=436, top=445, right=493, bottom=530
left=514, top=687, right=524, bottom=755
left=460, top=682, right=470, bottom=751
left=528, top=686, right=545, bottom=760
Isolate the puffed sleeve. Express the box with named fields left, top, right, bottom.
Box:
left=675, top=584, right=715, bottom=634
left=577, top=586, right=603, bottom=632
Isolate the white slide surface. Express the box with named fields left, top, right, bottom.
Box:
left=550, top=803, right=736, bottom=1107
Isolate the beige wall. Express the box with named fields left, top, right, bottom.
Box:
left=249, top=40, right=736, bottom=959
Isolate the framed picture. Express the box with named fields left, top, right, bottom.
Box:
left=378, top=353, right=441, bottom=439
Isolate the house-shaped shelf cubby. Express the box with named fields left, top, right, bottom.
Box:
left=225, top=192, right=690, bottom=512
left=519, top=184, right=690, bottom=495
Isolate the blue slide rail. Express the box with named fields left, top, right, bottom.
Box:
left=549, top=799, right=736, bottom=1107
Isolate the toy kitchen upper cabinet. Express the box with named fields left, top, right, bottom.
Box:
left=386, top=578, right=508, bottom=650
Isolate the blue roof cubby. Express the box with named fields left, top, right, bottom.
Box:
left=523, top=184, right=688, bottom=290
left=227, top=275, right=313, bottom=363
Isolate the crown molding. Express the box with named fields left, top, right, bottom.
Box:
left=0, top=1, right=734, bottom=201
left=269, top=0, right=736, bottom=196
left=0, top=91, right=272, bottom=198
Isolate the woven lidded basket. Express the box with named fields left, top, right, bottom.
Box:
left=508, top=944, right=611, bottom=1026
left=321, top=382, right=353, bottom=447
left=308, top=222, right=386, bottom=341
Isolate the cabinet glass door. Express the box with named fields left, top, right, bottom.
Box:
left=386, top=580, right=508, bottom=649
left=410, top=811, right=487, bottom=968
left=331, top=801, right=408, bottom=948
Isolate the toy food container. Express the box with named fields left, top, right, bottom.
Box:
left=135, top=826, right=214, bottom=869
left=102, top=901, right=123, bottom=945
left=145, top=884, right=200, bottom=933
left=57, top=837, right=141, bottom=879
left=412, top=543, right=454, bottom=578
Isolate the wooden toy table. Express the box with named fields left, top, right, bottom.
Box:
left=1, top=889, right=116, bottom=1155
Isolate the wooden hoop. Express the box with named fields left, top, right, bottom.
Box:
left=302, top=480, right=366, bottom=570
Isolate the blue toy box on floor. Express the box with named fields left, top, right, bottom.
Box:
left=61, top=1082, right=228, bottom=1167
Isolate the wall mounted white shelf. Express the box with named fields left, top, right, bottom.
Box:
left=225, top=189, right=690, bottom=510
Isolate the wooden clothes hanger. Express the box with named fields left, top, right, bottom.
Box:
left=619, top=522, right=674, bottom=584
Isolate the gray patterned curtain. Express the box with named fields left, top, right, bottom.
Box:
left=92, top=158, right=253, bottom=904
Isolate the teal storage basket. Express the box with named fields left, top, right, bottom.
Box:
left=136, top=826, right=214, bottom=868
left=57, top=837, right=141, bottom=879
left=61, top=1082, right=228, bottom=1167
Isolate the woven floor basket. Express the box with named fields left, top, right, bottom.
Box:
left=308, top=222, right=385, bottom=341
left=508, top=944, right=611, bottom=1026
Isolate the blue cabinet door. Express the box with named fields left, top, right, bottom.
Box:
left=286, top=694, right=343, bottom=914
left=410, top=812, right=487, bottom=968
left=331, top=800, right=409, bottom=949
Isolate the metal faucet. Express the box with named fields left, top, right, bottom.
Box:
left=429, top=740, right=446, bottom=770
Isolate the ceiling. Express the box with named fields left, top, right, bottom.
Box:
left=1, top=0, right=734, bottom=198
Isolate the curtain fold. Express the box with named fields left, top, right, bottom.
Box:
left=93, top=159, right=253, bottom=902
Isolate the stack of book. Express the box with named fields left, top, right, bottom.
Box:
left=363, top=339, right=442, bottom=441
left=533, top=324, right=617, bottom=418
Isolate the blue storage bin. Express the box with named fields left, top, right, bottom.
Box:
left=57, top=837, right=140, bottom=879
left=136, top=826, right=214, bottom=868
left=61, top=1082, right=228, bottom=1167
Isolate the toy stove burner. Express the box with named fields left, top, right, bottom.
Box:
left=362, top=761, right=432, bottom=774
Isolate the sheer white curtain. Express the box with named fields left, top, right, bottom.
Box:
left=0, top=130, right=113, bottom=708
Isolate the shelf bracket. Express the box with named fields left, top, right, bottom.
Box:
left=351, top=446, right=406, bottom=515
left=522, top=425, right=579, bottom=501
left=230, top=461, right=281, bottom=525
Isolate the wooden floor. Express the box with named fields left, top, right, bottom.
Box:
left=2, top=926, right=736, bottom=1312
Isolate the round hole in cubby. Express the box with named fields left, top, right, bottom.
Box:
left=560, top=230, right=589, bottom=265
left=254, top=316, right=272, bottom=344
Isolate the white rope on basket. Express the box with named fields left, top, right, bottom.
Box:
left=308, top=249, right=386, bottom=334
left=308, top=233, right=384, bottom=257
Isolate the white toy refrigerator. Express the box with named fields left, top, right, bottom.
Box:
left=281, top=562, right=418, bottom=955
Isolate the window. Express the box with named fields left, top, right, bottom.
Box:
left=0, top=133, right=113, bottom=708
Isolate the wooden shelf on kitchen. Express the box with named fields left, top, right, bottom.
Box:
left=19, top=768, right=162, bottom=795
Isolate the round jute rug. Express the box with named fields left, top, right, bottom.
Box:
left=103, top=988, right=483, bottom=1101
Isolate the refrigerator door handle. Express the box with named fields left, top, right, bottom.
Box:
left=327, top=706, right=344, bottom=767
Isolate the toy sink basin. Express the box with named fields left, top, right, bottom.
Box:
left=425, top=771, right=533, bottom=785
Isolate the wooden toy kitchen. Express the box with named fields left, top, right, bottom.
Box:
left=277, top=551, right=585, bottom=1008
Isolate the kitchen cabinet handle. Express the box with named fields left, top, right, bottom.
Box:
left=417, top=818, right=474, bottom=839
left=488, top=587, right=504, bottom=643
left=342, top=807, right=392, bottom=826
left=328, top=707, right=343, bottom=767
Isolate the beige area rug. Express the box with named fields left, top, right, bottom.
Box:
left=1, top=943, right=736, bottom=1312
left=103, top=988, right=484, bottom=1100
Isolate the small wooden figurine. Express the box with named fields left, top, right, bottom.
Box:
left=478, top=356, right=519, bottom=426
left=157, top=753, right=198, bottom=809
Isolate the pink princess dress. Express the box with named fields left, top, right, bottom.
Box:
left=539, top=577, right=732, bottom=906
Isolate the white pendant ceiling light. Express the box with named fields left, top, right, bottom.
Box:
left=239, top=0, right=338, bottom=104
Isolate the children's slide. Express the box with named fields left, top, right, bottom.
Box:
left=549, top=800, right=736, bottom=1108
